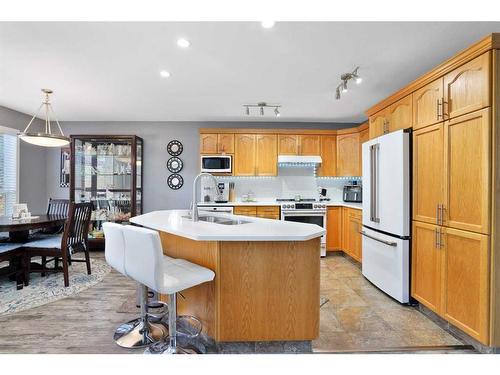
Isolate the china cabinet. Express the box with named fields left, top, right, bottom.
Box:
left=70, top=135, right=143, bottom=249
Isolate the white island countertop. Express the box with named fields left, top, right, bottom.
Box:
left=130, top=209, right=325, bottom=242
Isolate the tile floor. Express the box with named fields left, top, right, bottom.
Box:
left=313, top=252, right=467, bottom=352
left=0, top=251, right=470, bottom=353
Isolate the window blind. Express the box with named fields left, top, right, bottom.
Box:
left=0, top=134, right=18, bottom=216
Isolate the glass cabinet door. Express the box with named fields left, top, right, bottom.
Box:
left=72, top=136, right=141, bottom=243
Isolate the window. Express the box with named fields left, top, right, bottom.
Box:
left=0, top=127, right=19, bottom=216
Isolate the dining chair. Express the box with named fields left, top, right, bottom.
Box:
left=39, top=198, right=70, bottom=272
left=23, top=202, right=93, bottom=287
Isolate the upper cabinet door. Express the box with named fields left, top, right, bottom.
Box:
left=358, top=128, right=369, bottom=175
left=200, top=134, right=218, bottom=153
left=234, top=134, right=256, bottom=176
left=444, top=108, right=491, bottom=234
left=278, top=135, right=299, bottom=155
left=337, top=133, right=360, bottom=176
left=318, top=135, right=336, bottom=177
left=299, top=135, right=321, bottom=155
left=369, top=109, right=388, bottom=138
left=444, top=52, right=491, bottom=120
left=255, top=134, right=277, bottom=176
left=413, top=78, right=443, bottom=130
left=442, top=227, right=490, bottom=344
left=218, top=134, right=235, bottom=154
left=413, top=124, right=444, bottom=224
left=388, top=94, right=413, bottom=132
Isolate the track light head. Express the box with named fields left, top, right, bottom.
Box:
left=335, top=87, right=341, bottom=100
left=245, top=106, right=250, bottom=115
left=341, top=80, right=348, bottom=93
left=260, top=106, right=264, bottom=116
left=274, top=107, right=280, bottom=117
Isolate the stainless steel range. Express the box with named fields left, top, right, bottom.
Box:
left=278, top=198, right=327, bottom=257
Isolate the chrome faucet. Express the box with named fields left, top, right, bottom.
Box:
left=191, top=173, right=219, bottom=222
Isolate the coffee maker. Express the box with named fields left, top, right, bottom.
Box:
left=200, top=180, right=229, bottom=203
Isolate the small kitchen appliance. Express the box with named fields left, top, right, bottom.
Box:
left=200, top=155, right=232, bottom=173
left=343, top=183, right=362, bottom=203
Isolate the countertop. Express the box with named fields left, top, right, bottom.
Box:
left=197, top=200, right=363, bottom=210
left=130, top=209, right=326, bottom=241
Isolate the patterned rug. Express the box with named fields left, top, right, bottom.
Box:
left=0, top=257, right=111, bottom=316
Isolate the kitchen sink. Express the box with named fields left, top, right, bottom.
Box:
left=183, top=215, right=251, bottom=225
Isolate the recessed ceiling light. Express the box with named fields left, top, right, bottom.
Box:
left=261, top=21, right=275, bottom=29
left=160, top=70, right=171, bottom=78
left=177, top=38, right=191, bottom=48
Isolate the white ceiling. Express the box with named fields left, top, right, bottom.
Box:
left=1, top=22, right=500, bottom=123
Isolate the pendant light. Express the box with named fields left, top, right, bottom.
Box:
left=19, top=89, right=70, bottom=147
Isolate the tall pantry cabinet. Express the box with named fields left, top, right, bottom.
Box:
left=366, top=34, right=500, bottom=349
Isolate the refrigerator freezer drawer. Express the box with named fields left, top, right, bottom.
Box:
left=361, top=226, right=410, bottom=303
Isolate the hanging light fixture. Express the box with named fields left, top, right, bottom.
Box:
left=19, top=89, right=70, bottom=147
left=335, top=66, right=362, bottom=100
left=243, top=102, right=282, bottom=117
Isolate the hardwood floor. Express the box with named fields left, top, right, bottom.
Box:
left=0, top=251, right=472, bottom=354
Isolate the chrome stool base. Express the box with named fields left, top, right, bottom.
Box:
left=144, top=340, right=201, bottom=354
left=114, top=318, right=168, bottom=349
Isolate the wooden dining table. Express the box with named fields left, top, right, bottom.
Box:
left=0, top=214, right=67, bottom=242
left=0, top=214, right=67, bottom=289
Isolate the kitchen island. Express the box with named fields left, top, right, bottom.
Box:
left=130, top=209, right=324, bottom=343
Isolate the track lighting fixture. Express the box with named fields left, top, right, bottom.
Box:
left=335, top=66, right=362, bottom=100
left=243, top=102, right=282, bottom=117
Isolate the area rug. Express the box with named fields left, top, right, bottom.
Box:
left=0, top=257, right=111, bottom=316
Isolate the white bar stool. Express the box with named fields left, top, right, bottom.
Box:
left=122, top=225, right=215, bottom=354
left=103, top=222, right=168, bottom=348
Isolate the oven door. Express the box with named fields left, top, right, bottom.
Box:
left=200, top=155, right=232, bottom=173
left=281, top=211, right=326, bottom=243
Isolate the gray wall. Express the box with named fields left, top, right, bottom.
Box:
left=0, top=106, right=48, bottom=213
left=46, top=121, right=358, bottom=213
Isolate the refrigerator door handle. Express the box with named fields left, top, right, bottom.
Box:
left=360, top=230, right=397, bottom=247
left=372, top=144, right=380, bottom=223
left=369, top=145, right=375, bottom=222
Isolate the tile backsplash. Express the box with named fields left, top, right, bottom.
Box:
left=215, top=166, right=361, bottom=202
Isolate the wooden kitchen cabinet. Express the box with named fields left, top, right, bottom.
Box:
left=255, top=134, right=277, bottom=176
left=200, top=133, right=219, bottom=153
left=233, top=206, right=257, bottom=217
left=443, top=52, right=490, bottom=120
left=200, top=133, right=234, bottom=154
left=412, top=221, right=444, bottom=314
left=234, top=134, right=256, bottom=176
left=326, top=207, right=342, bottom=250
left=442, top=227, right=490, bottom=343
left=278, top=134, right=299, bottom=155
left=359, top=127, right=369, bottom=175
left=318, top=136, right=337, bottom=177
left=256, top=206, right=280, bottom=220
left=341, top=208, right=362, bottom=262
left=413, top=78, right=444, bottom=130
left=337, top=133, right=360, bottom=176
left=388, top=94, right=413, bottom=132
left=369, top=108, right=389, bottom=138
left=444, top=108, right=491, bottom=234
left=299, top=135, right=321, bottom=155
left=217, top=134, right=235, bottom=153
left=413, top=123, right=444, bottom=225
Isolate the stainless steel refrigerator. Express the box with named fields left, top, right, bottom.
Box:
left=361, top=129, right=411, bottom=303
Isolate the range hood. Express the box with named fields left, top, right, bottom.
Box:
left=278, top=155, right=322, bottom=166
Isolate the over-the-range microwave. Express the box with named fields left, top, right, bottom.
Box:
left=200, top=155, right=232, bottom=173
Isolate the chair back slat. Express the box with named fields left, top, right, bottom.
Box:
left=47, top=198, right=70, bottom=216
left=62, top=202, right=93, bottom=252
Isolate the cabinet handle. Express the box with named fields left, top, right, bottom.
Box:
left=437, top=98, right=442, bottom=120
left=439, top=227, right=444, bottom=249
left=435, top=228, right=439, bottom=249
left=440, top=204, right=446, bottom=225
left=436, top=204, right=440, bottom=225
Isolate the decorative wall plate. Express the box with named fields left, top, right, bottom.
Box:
left=167, top=140, right=183, bottom=156
left=167, top=157, right=183, bottom=173
left=167, top=174, right=184, bottom=190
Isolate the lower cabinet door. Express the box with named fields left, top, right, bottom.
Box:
left=442, top=227, right=490, bottom=344
left=326, top=207, right=342, bottom=250
left=411, top=221, right=443, bottom=314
